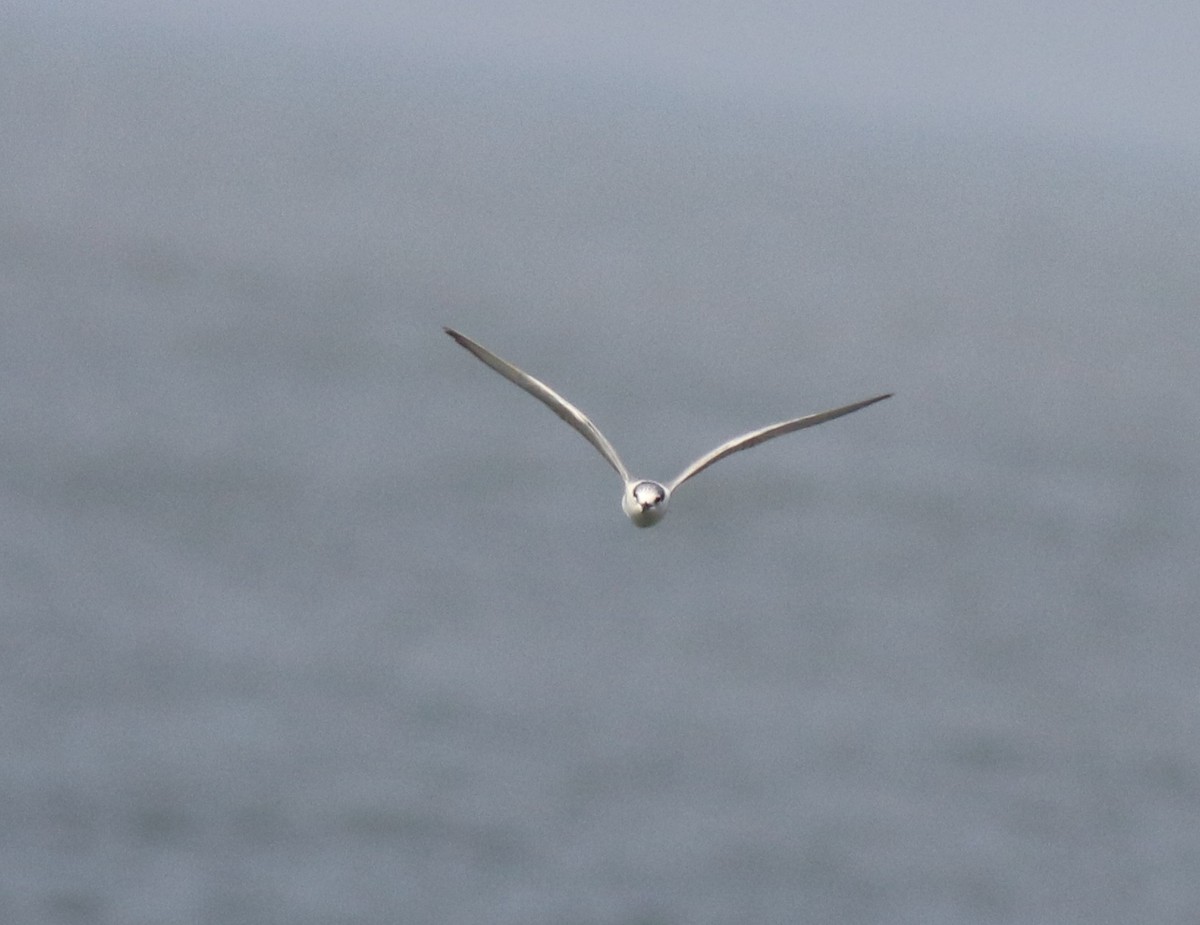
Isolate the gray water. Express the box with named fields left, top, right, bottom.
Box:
left=3, top=5, right=1200, bottom=924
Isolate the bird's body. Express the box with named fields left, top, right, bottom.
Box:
left=622, top=479, right=670, bottom=527
left=445, top=327, right=890, bottom=526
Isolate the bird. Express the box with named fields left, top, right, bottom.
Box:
left=445, top=327, right=891, bottom=527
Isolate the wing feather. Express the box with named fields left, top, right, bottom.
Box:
left=668, top=393, right=892, bottom=492
left=445, top=328, right=631, bottom=483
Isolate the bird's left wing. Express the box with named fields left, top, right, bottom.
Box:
left=668, top=393, right=892, bottom=492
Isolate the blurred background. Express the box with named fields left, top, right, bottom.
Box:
left=3, top=2, right=1199, bottom=923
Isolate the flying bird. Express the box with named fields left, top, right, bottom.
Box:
left=445, top=327, right=890, bottom=526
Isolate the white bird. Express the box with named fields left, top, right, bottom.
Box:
left=445, top=327, right=891, bottom=527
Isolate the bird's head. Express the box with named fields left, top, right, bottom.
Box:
left=622, top=480, right=669, bottom=527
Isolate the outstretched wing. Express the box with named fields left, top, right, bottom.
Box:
left=668, top=393, right=892, bottom=492
left=445, top=328, right=631, bottom=483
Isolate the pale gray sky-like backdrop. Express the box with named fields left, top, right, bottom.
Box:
left=3, top=3, right=1199, bottom=923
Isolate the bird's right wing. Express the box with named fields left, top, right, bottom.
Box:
left=445, top=328, right=631, bottom=483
